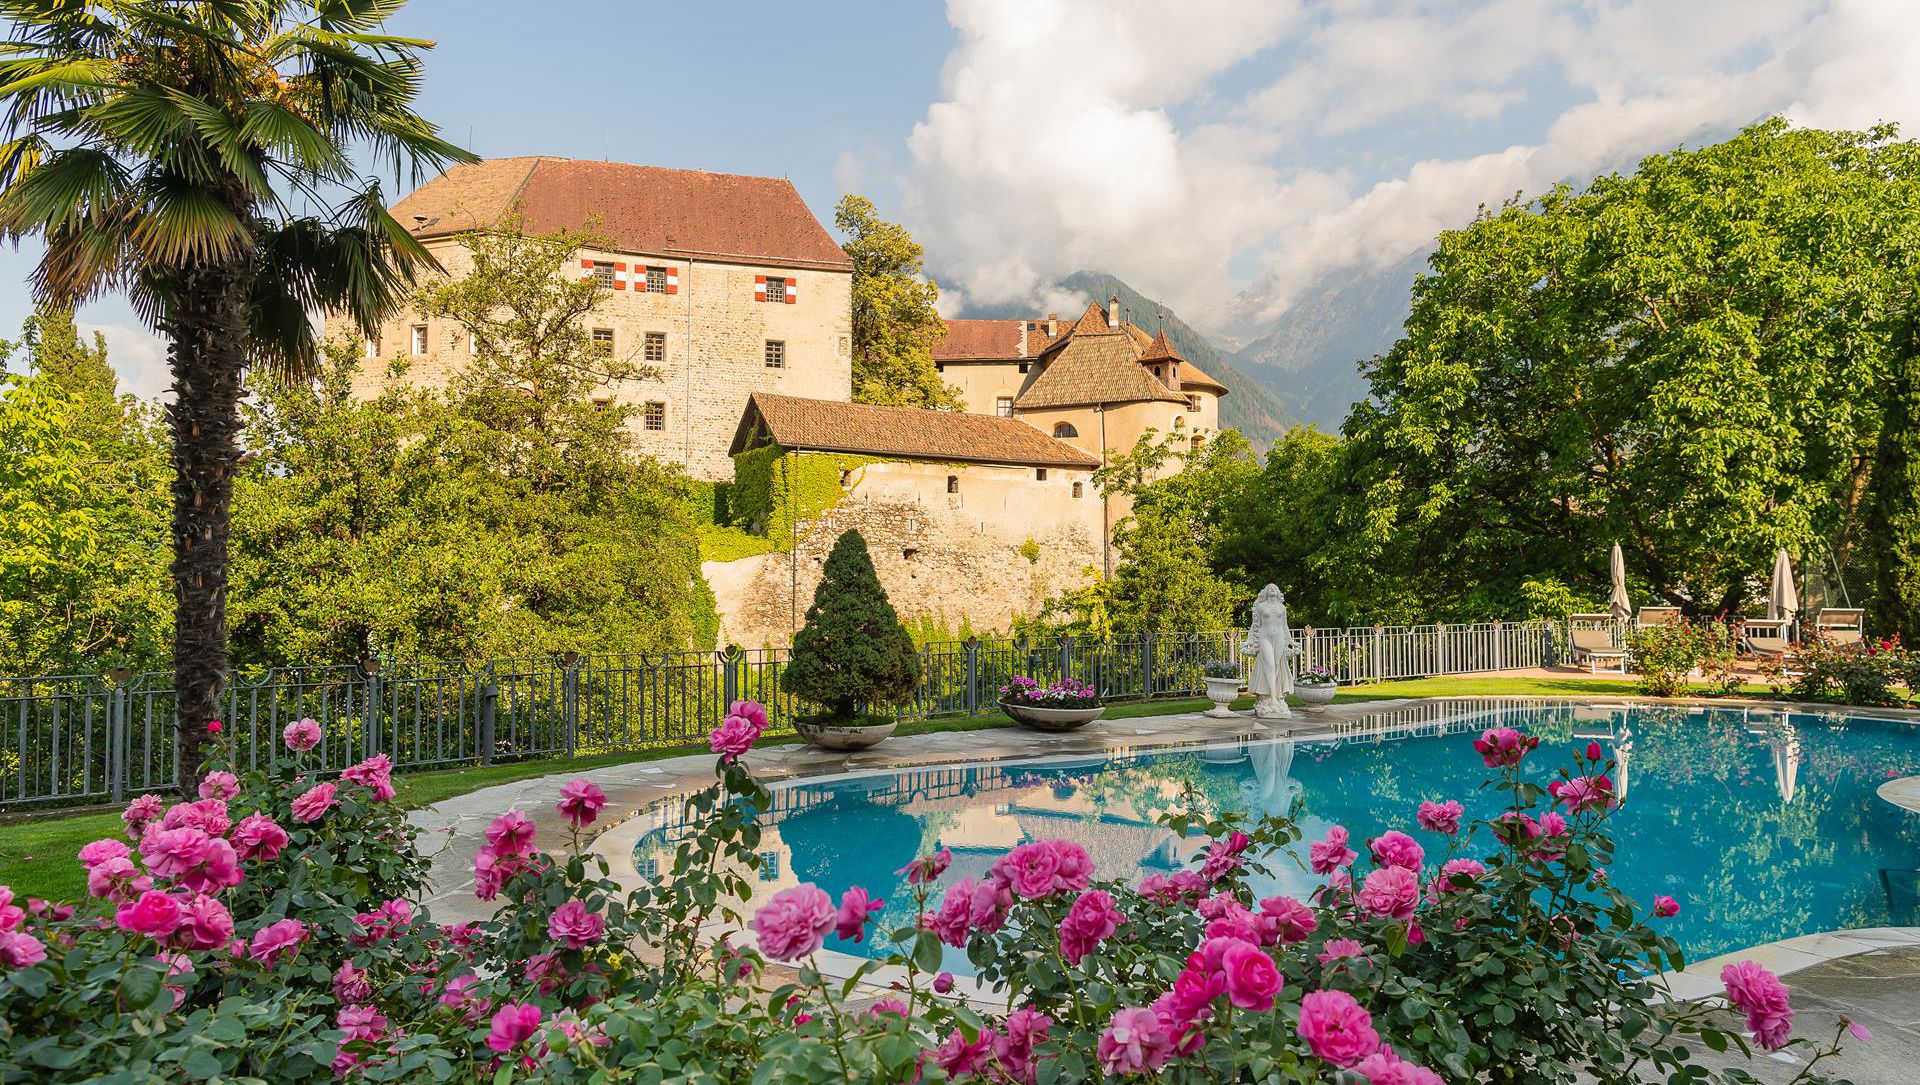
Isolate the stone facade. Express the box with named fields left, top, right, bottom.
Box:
left=352, top=240, right=851, bottom=481
left=708, top=457, right=1103, bottom=648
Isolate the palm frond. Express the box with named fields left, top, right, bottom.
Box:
left=0, top=132, right=46, bottom=191
left=164, top=88, right=276, bottom=205
left=240, top=98, right=349, bottom=181
left=36, top=209, right=137, bottom=306
left=84, top=85, right=195, bottom=157
left=129, top=172, right=252, bottom=265
left=0, top=145, right=127, bottom=237
left=312, top=0, right=412, bottom=33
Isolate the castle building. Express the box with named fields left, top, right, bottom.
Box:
left=361, top=157, right=854, bottom=480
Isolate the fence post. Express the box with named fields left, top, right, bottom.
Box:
left=1436, top=623, right=1448, bottom=675
left=561, top=652, right=581, bottom=760
left=361, top=659, right=383, bottom=760
left=1372, top=626, right=1384, bottom=683
left=478, top=680, right=498, bottom=767
left=1058, top=635, right=1073, bottom=688
left=964, top=639, right=980, bottom=715
left=1142, top=632, right=1156, bottom=697
left=1492, top=619, right=1504, bottom=672
left=108, top=668, right=130, bottom=803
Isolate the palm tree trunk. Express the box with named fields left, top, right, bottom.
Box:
left=165, top=260, right=253, bottom=792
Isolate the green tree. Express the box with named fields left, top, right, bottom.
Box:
left=1213, top=426, right=1375, bottom=626
left=1341, top=120, right=1920, bottom=619
left=0, top=307, right=169, bottom=674
left=835, top=194, right=961, bottom=410
left=0, top=1, right=470, bottom=777
left=1865, top=341, right=1920, bottom=642
left=783, top=529, right=920, bottom=719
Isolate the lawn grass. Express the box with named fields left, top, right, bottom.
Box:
left=0, top=674, right=1890, bottom=904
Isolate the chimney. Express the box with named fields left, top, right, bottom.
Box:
left=1047, top=313, right=1058, bottom=336
left=1107, top=294, right=1119, bottom=329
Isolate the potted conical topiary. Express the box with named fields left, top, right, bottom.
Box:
left=783, top=529, right=922, bottom=750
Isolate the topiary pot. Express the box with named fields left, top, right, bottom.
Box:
left=793, top=715, right=898, bottom=751
left=999, top=701, right=1104, bottom=731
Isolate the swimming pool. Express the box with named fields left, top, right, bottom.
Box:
left=634, top=704, right=1920, bottom=968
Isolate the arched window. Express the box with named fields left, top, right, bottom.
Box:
left=1053, top=422, right=1079, bottom=438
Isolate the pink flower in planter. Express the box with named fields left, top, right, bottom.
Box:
left=555, top=778, right=608, bottom=829
left=87, top=856, right=151, bottom=902
left=486, top=1002, right=544, bottom=1054
left=833, top=886, right=885, bottom=944
left=121, top=793, right=164, bottom=841
left=547, top=901, right=605, bottom=949
left=1721, top=960, right=1794, bottom=1050
left=1472, top=727, right=1538, bottom=768
left=895, top=848, right=952, bottom=885
left=1258, top=895, right=1318, bottom=944
left=727, top=699, right=769, bottom=732
left=1369, top=831, right=1425, bottom=871
left=172, top=893, right=233, bottom=951
left=1059, top=889, right=1124, bottom=964
left=1220, top=940, right=1282, bottom=1011
left=342, top=755, right=395, bottom=802
left=1201, top=897, right=1264, bottom=945
left=231, top=813, right=289, bottom=863
left=1549, top=774, right=1615, bottom=813
left=289, top=782, right=338, bottom=824
left=1531, top=812, right=1570, bottom=861
left=1654, top=895, right=1681, bottom=918
left=1098, top=1008, right=1174, bottom=1076
left=1310, top=826, right=1357, bottom=874
left=709, top=714, right=759, bottom=762
left=1354, top=1044, right=1445, bottom=1085
left=249, top=918, right=308, bottom=966
left=1415, top=800, right=1464, bottom=834
left=116, top=890, right=183, bottom=938
left=197, top=772, right=239, bottom=802
left=1297, top=989, right=1380, bottom=1067
left=1358, top=866, right=1420, bottom=920
left=1318, top=937, right=1366, bottom=966
left=78, top=839, right=130, bottom=868
left=0, top=931, right=45, bottom=969
left=753, top=884, right=836, bottom=961
left=282, top=718, right=322, bottom=752
left=484, top=810, right=536, bottom=855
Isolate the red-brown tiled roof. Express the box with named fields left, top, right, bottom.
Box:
left=730, top=393, right=1100, bottom=468
left=391, top=157, right=852, bottom=270
left=1173, top=359, right=1228, bottom=394
left=1140, top=328, right=1184, bottom=363
left=934, top=319, right=1026, bottom=361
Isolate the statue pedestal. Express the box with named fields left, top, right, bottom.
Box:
left=1250, top=695, right=1293, bottom=720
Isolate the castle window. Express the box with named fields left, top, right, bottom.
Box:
left=995, top=396, right=1013, bottom=418
left=1186, top=393, right=1201, bottom=413
left=761, top=276, right=787, bottom=303
left=935, top=362, right=945, bottom=372
left=592, top=328, right=614, bottom=356
left=946, top=475, right=959, bottom=494
left=1019, top=361, right=1030, bottom=374
left=644, top=332, right=666, bottom=363
left=643, top=401, right=665, bottom=431
left=765, top=340, right=786, bottom=369
left=1072, top=481, right=1083, bottom=498
left=1053, top=422, right=1078, bottom=438
left=1173, top=415, right=1185, bottom=429
left=645, top=266, right=667, bottom=293
left=410, top=324, right=427, bottom=356
left=1036, top=468, right=1048, bottom=481
left=903, top=547, right=919, bottom=561
left=365, top=333, right=381, bottom=359
left=590, top=390, right=613, bottom=413
left=590, top=261, right=615, bottom=288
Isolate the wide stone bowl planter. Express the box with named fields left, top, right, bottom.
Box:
left=1293, top=682, right=1338, bottom=708
left=999, top=701, right=1105, bottom=731
left=1203, top=677, right=1242, bottom=718
left=793, top=717, right=897, bottom=751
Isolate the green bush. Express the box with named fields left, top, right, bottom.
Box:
left=782, top=530, right=920, bottom=720
left=1627, top=620, right=1736, bottom=696
left=1779, top=636, right=1912, bottom=704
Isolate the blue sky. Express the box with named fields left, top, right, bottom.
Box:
left=6, top=1, right=1919, bottom=396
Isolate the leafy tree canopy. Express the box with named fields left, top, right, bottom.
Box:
left=835, top=195, right=962, bottom=411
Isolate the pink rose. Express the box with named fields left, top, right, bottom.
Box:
left=139, top=826, right=242, bottom=893
left=1369, top=830, right=1425, bottom=871
left=1415, top=800, right=1464, bottom=834
left=1438, top=858, right=1485, bottom=889
left=197, top=771, right=240, bottom=802
left=282, top=718, right=322, bottom=752
left=525, top=950, right=566, bottom=996
left=833, top=886, right=885, bottom=944
left=1318, top=937, right=1366, bottom=966
left=231, top=813, right=290, bottom=863
left=1358, top=866, right=1420, bottom=920
left=1200, top=840, right=1243, bottom=883
left=1721, top=961, right=1794, bottom=1050
left=342, top=755, right=396, bottom=802
left=115, top=890, right=184, bottom=938
left=991, top=839, right=1093, bottom=899
left=78, top=838, right=131, bottom=868
left=1220, top=940, right=1282, bottom=1010
left=159, top=798, right=230, bottom=837
left=0, top=930, right=46, bottom=969
left=753, top=884, right=836, bottom=961
left=709, top=714, right=759, bottom=762
left=1098, top=1007, right=1174, bottom=1076
left=895, top=848, right=952, bottom=885
left=1297, top=988, right=1380, bottom=1067
left=547, top=900, right=606, bottom=949
left=332, top=1005, right=388, bottom=1073
left=249, top=918, right=308, bottom=966
left=172, top=893, right=233, bottom=951
left=1549, top=774, right=1615, bottom=813
left=484, top=810, right=536, bottom=855
left=1654, top=895, right=1680, bottom=918
left=87, top=856, right=151, bottom=901
left=555, top=778, right=608, bottom=829
left=121, top=793, right=165, bottom=841
left=1354, top=1044, right=1445, bottom=1085
left=931, top=1028, right=993, bottom=1078
left=1258, top=895, right=1318, bottom=943
left=1310, top=826, right=1357, bottom=874
left=486, top=1002, right=544, bottom=1053
left=866, top=998, right=908, bottom=1020
left=923, top=877, right=1011, bottom=947
left=439, top=973, right=489, bottom=1023
left=932, top=971, right=955, bottom=994
left=1059, top=889, right=1124, bottom=965
left=333, top=961, right=373, bottom=1004
left=727, top=699, right=769, bottom=731
left=994, top=1006, right=1052, bottom=1083
left=1471, top=727, right=1538, bottom=768
left=289, top=782, right=337, bottom=823
left=1532, top=811, right=1570, bottom=861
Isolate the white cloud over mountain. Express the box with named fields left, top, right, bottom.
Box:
left=904, top=0, right=1920, bottom=327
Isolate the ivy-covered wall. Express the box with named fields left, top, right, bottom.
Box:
left=697, top=445, right=878, bottom=562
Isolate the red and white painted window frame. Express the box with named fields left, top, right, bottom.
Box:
left=753, top=274, right=798, bottom=304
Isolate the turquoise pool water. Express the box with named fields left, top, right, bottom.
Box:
left=637, top=705, right=1920, bottom=967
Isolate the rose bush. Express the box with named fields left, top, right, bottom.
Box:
left=0, top=710, right=1866, bottom=1083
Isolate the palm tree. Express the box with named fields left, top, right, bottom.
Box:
left=0, top=0, right=473, bottom=786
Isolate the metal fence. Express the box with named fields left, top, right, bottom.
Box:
left=0, top=621, right=1568, bottom=808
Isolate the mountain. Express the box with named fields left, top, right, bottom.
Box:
left=1215, top=250, right=1429, bottom=431
left=956, top=271, right=1297, bottom=452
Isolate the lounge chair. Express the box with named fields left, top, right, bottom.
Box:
left=1742, top=618, right=1793, bottom=660
left=1568, top=614, right=1628, bottom=674
left=1812, top=608, right=1865, bottom=647
left=1634, top=606, right=1680, bottom=628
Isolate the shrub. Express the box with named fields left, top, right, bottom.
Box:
left=1778, top=635, right=1912, bottom=705
left=784, top=530, right=921, bottom=720
left=1627, top=619, right=1735, bottom=696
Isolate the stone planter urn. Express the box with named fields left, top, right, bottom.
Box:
left=999, top=701, right=1105, bottom=731
left=1203, top=677, right=1242, bottom=718
left=793, top=717, right=897, bottom=751
left=1293, top=681, right=1338, bottom=709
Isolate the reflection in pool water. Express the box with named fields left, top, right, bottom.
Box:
left=633, top=705, right=1920, bottom=970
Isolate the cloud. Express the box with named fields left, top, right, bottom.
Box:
left=904, top=0, right=1920, bottom=328
left=80, top=321, right=172, bottom=401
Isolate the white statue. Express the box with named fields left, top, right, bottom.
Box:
left=1242, top=585, right=1299, bottom=720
